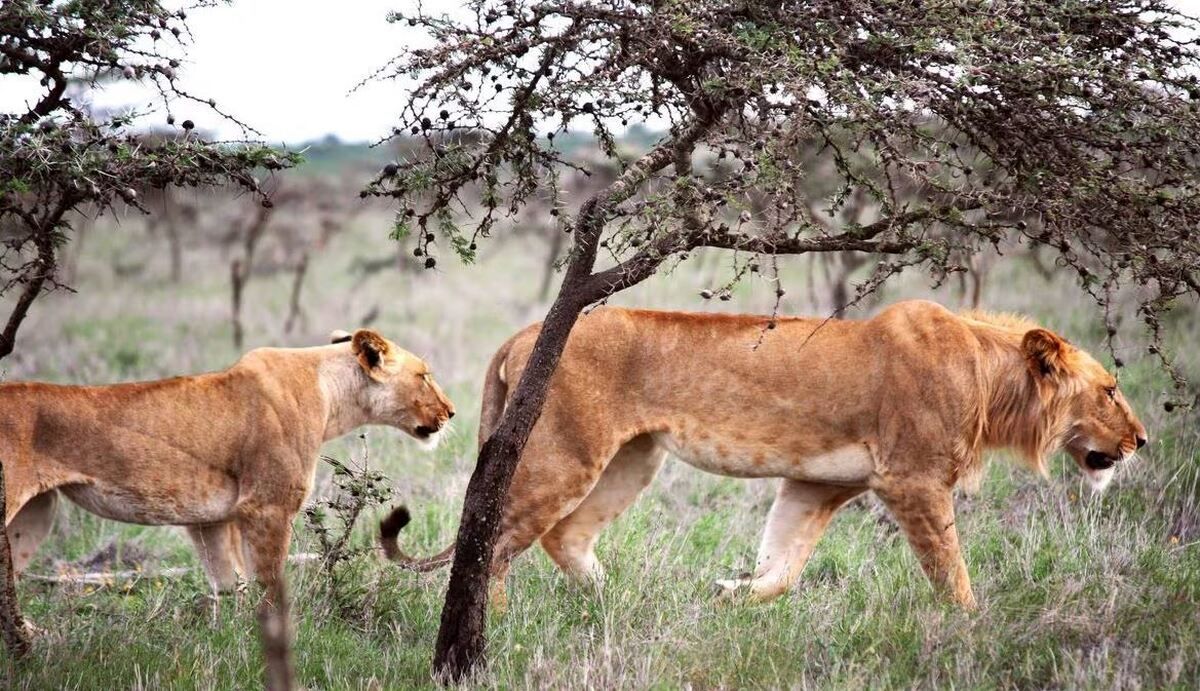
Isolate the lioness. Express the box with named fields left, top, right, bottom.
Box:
left=2, top=329, right=454, bottom=598
left=383, top=300, right=1145, bottom=608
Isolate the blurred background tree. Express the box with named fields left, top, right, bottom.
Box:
left=369, top=0, right=1200, bottom=680
left=0, top=0, right=297, bottom=360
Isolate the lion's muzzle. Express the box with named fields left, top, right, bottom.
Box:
left=1085, top=450, right=1117, bottom=470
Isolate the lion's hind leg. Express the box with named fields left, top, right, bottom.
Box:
left=540, top=433, right=667, bottom=584
left=485, top=418, right=618, bottom=610
left=6, top=491, right=58, bottom=575
left=717, top=480, right=863, bottom=602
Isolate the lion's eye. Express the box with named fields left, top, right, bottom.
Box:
left=1105, top=386, right=1117, bottom=401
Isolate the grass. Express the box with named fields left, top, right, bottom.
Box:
left=2, top=203, right=1198, bottom=689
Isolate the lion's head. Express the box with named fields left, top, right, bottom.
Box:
left=1022, top=328, right=1147, bottom=491
left=331, top=329, right=456, bottom=448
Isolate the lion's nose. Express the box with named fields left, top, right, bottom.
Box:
left=1136, top=435, right=1147, bottom=450
left=448, top=410, right=456, bottom=420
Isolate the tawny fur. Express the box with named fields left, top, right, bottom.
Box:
left=2, top=329, right=454, bottom=598
left=386, top=300, right=1146, bottom=608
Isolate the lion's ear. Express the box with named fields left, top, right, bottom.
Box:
left=329, top=330, right=352, bottom=344
left=351, top=329, right=391, bottom=372
left=1023, top=328, right=1068, bottom=378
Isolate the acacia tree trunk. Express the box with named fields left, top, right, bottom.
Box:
left=0, top=464, right=31, bottom=660
left=431, top=116, right=718, bottom=681
left=432, top=276, right=593, bottom=679
left=0, top=231, right=57, bottom=361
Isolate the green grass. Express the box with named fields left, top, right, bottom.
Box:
left=2, top=205, right=1198, bottom=689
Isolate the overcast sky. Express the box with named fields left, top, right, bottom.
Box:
left=2, top=0, right=1199, bottom=145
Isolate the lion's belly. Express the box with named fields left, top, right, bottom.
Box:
left=60, top=477, right=239, bottom=526
left=653, top=433, right=875, bottom=485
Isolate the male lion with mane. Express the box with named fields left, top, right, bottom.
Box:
left=2, top=329, right=454, bottom=600
left=384, top=300, right=1145, bottom=609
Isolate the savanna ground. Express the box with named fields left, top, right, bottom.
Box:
left=1, top=161, right=1198, bottom=689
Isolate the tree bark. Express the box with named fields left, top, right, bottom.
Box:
left=0, top=464, right=31, bottom=660
left=0, top=232, right=56, bottom=361
left=432, top=281, right=593, bottom=680
left=431, top=114, right=723, bottom=683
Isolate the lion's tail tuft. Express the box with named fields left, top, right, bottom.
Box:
left=378, top=505, right=455, bottom=571
left=378, top=504, right=411, bottom=559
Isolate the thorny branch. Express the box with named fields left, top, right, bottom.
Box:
left=0, top=0, right=297, bottom=360
left=369, top=1, right=1200, bottom=402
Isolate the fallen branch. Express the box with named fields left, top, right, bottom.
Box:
left=25, top=553, right=320, bottom=586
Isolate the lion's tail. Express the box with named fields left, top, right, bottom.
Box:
left=477, top=329, right=518, bottom=450
left=378, top=506, right=455, bottom=571
left=378, top=333, right=519, bottom=571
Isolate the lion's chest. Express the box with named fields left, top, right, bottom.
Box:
left=653, top=432, right=875, bottom=485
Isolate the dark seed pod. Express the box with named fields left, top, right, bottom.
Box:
left=383, top=163, right=398, bottom=177
left=261, top=199, right=273, bottom=209
left=425, top=232, right=435, bottom=242
left=424, top=256, right=437, bottom=269
left=182, top=119, right=195, bottom=130
left=439, top=109, right=449, bottom=120
left=700, top=289, right=714, bottom=299
left=413, top=247, right=423, bottom=257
